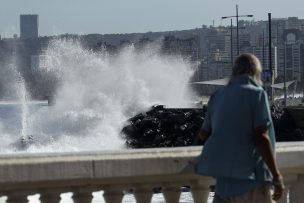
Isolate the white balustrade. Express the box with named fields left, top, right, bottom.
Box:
left=6, top=191, right=29, bottom=203
left=162, top=183, right=181, bottom=203
left=0, top=142, right=303, bottom=203
left=39, top=189, right=62, bottom=203
left=103, top=187, right=124, bottom=203
left=133, top=185, right=153, bottom=203
left=190, top=180, right=212, bottom=203
left=289, top=175, right=304, bottom=202
left=72, top=187, right=94, bottom=203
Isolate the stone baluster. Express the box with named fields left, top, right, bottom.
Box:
left=275, top=174, right=295, bottom=203
left=133, top=185, right=153, bottom=203
left=162, top=183, right=181, bottom=203
left=276, top=185, right=289, bottom=203
left=6, top=191, right=29, bottom=203
left=72, top=188, right=94, bottom=203
left=103, top=187, right=124, bottom=203
left=190, top=180, right=211, bottom=203
left=40, top=189, right=62, bottom=203
left=289, top=175, right=304, bottom=203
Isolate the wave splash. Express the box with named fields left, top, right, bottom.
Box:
left=0, top=39, right=196, bottom=153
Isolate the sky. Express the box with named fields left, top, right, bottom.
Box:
left=0, top=0, right=304, bottom=38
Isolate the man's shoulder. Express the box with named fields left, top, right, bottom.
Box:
left=209, top=87, right=224, bottom=100
left=241, top=83, right=265, bottom=94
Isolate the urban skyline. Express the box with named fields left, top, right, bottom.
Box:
left=1, top=0, right=304, bottom=38
left=2, top=14, right=304, bottom=94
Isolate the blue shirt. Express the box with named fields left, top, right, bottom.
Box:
left=195, top=75, right=275, bottom=197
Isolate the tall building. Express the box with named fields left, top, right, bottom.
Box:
left=20, top=14, right=39, bottom=39
left=277, top=42, right=304, bottom=82
left=162, top=35, right=200, bottom=61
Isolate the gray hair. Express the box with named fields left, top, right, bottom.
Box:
left=230, top=53, right=263, bottom=85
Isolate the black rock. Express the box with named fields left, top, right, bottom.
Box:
left=121, top=106, right=206, bottom=148
left=271, top=104, right=304, bottom=142
left=121, top=103, right=304, bottom=149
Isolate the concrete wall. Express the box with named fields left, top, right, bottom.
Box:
left=0, top=142, right=303, bottom=202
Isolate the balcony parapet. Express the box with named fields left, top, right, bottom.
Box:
left=0, top=142, right=303, bottom=202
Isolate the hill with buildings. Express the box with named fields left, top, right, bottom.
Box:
left=1, top=16, right=304, bottom=98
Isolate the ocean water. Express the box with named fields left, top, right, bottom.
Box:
left=0, top=39, right=206, bottom=202
left=0, top=102, right=213, bottom=203
left=0, top=39, right=197, bottom=153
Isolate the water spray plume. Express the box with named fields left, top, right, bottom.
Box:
left=0, top=39, right=197, bottom=153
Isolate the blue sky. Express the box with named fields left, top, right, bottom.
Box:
left=0, top=0, right=303, bottom=38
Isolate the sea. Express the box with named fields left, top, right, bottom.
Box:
left=0, top=102, right=214, bottom=202
left=0, top=39, right=203, bottom=202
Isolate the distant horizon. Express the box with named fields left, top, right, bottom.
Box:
left=1, top=15, right=303, bottom=40
left=1, top=0, right=304, bottom=38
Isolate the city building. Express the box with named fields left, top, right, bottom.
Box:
left=285, top=17, right=304, bottom=30
left=277, top=42, right=304, bottom=82
left=20, top=14, right=39, bottom=39
left=162, top=35, right=200, bottom=61
left=199, top=60, right=231, bottom=81
left=243, top=46, right=278, bottom=79
left=30, top=55, right=49, bottom=72
left=10, top=14, right=304, bottom=96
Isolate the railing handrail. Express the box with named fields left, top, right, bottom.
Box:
left=0, top=142, right=304, bottom=202
left=0, top=142, right=304, bottom=174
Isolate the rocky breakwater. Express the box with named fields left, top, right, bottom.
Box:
left=272, top=104, right=304, bottom=141
left=121, top=104, right=304, bottom=148
left=121, top=105, right=206, bottom=148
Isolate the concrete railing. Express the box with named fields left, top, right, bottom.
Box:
left=0, top=142, right=304, bottom=203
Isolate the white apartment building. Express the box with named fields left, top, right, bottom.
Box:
left=243, top=46, right=278, bottom=78
left=201, top=61, right=232, bottom=81
left=277, top=43, right=304, bottom=82
left=30, top=55, right=50, bottom=72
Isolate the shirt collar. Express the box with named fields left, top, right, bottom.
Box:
left=229, top=74, right=260, bottom=87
